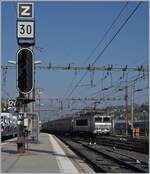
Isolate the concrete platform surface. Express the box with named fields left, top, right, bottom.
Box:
left=1, top=133, right=94, bottom=173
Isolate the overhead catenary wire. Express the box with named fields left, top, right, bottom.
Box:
left=81, top=2, right=129, bottom=66
left=86, top=72, right=148, bottom=99
left=128, top=54, right=148, bottom=66
left=92, top=1, right=143, bottom=65
left=65, top=1, right=143, bottom=99
left=62, top=2, right=129, bottom=100
left=62, top=74, right=77, bottom=99
left=60, top=73, right=147, bottom=112
left=2, top=2, right=143, bottom=103
left=1, top=63, right=147, bottom=105
left=84, top=71, right=148, bottom=110
left=86, top=73, right=148, bottom=108
left=86, top=72, right=145, bottom=98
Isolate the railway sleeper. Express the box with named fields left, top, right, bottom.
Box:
left=80, top=142, right=148, bottom=173
left=58, top=136, right=147, bottom=173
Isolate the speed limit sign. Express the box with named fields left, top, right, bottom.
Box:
left=17, top=21, right=34, bottom=39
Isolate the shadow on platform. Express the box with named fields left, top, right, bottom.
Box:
left=29, top=148, right=81, bottom=160
left=2, top=148, right=81, bottom=160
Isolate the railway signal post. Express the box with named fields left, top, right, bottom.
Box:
left=16, top=2, right=35, bottom=153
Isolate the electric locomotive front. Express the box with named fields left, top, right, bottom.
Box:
left=93, top=115, right=112, bottom=135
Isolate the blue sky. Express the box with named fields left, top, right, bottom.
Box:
left=2, top=1, right=149, bottom=120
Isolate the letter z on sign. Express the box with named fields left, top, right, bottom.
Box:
left=17, top=21, right=34, bottom=39
left=18, top=3, right=34, bottom=18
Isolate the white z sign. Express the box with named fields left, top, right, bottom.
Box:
left=21, top=6, right=30, bottom=16
left=18, top=3, right=34, bottom=18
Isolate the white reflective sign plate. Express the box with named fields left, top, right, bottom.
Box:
left=17, top=21, right=34, bottom=39
left=17, top=3, right=34, bottom=18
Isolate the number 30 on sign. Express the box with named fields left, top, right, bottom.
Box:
left=17, top=21, right=34, bottom=39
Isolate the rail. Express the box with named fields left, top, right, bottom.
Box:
left=57, top=136, right=148, bottom=173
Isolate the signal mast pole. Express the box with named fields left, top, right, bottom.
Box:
left=16, top=2, right=35, bottom=153
left=125, top=75, right=128, bottom=137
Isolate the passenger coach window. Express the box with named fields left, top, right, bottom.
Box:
left=95, top=117, right=102, bottom=123
left=103, top=117, right=110, bottom=122
left=76, top=119, right=88, bottom=126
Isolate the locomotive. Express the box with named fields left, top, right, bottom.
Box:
left=42, top=111, right=112, bottom=135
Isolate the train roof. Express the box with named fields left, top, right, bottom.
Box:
left=1, top=112, right=12, bottom=117
left=48, top=113, right=111, bottom=123
left=1, top=112, right=17, bottom=118
left=49, top=116, right=73, bottom=122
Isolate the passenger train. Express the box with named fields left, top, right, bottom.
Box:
left=1, top=112, right=17, bottom=138
left=42, top=111, right=112, bottom=135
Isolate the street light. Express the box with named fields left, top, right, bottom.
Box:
left=35, top=88, right=44, bottom=121
left=131, top=85, right=143, bottom=138
left=142, top=110, right=148, bottom=137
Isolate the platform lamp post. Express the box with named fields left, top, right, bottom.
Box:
left=131, top=84, right=143, bottom=138
left=111, top=108, right=117, bottom=135
left=142, top=110, right=148, bottom=138
left=131, top=83, right=135, bottom=138
left=35, top=88, right=44, bottom=120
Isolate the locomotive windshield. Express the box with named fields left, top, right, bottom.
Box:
left=95, top=116, right=111, bottom=123
left=103, top=117, right=110, bottom=122
left=76, top=119, right=88, bottom=126
left=95, top=117, right=102, bottom=123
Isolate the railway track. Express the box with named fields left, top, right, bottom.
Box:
left=72, top=135, right=148, bottom=154
left=58, top=136, right=149, bottom=173
left=95, top=138, right=148, bottom=154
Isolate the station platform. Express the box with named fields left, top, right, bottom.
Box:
left=1, top=133, right=94, bottom=173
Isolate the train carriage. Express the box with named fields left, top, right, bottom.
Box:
left=42, top=111, right=112, bottom=135
left=1, top=112, right=17, bottom=138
